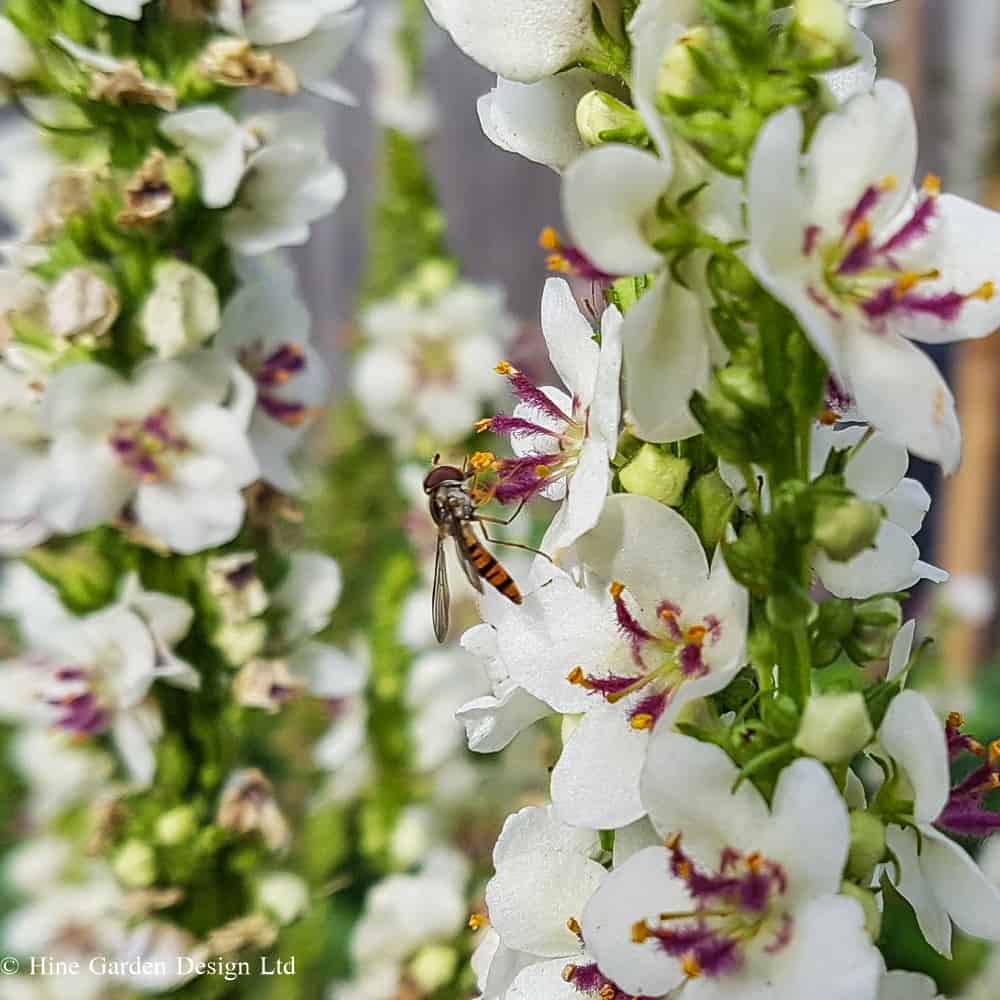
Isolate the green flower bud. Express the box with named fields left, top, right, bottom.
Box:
left=717, top=365, right=770, bottom=413
left=156, top=805, right=198, bottom=846
left=412, top=258, right=457, bottom=299
left=114, top=840, right=157, bottom=889
left=576, top=90, right=645, bottom=146
left=619, top=445, right=691, bottom=506
left=409, top=945, right=459, bottom=994
left=839, top=882, right=882, bottom=941
left=25, top=543, right=118, bottom=613
left=845, top=596, right=903, bottom=664
left=793, top=692, right=874, bottom=763
left=814, top=497, right=882, bottom=562
left=846, top=811, right=887, bottom=883
left=794, top=0, right=852, bottom=60
left=657, top=26, right=712, bottom=98
left=686, top=469, right=733, bottom=551
left=257, top=872, right=309, bottom=925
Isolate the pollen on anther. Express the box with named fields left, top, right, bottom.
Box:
left=562, top=964, right=578, bottom=983
left=547, top=253, right=573, bottom=274
left=989, top=739, right=1000, bottom=765
left=539, top=226, right=562, bottom=251
left=610, top=581, right=626, bottom=600
left=948, top=711, right=966, bottom=729
left=535, top=464, right=552, bottom=478
left=470, top=451, right=497, bottom=471
left=632, top=920, right=650, bottom=944
left=630, top=713, right=655, bottom=730
left=666, top=831, right=682, bottom=850
left=567, top=665, right=587, bottom=685
left=853, top=219, right=872, bottom=241
left=475, top=418, right=492, bottom=433
left=567, top=916, right=582, bottom=936
left=923, top=173, right=942, bottom=196
left=469, top=913, right=489, bottom=930
left=683, top=954, right=703, bottom=979
left=971, top=281, right=996, bottom=302
left=599, top=985, right=615, bottom=1000
left=879, top=175, right=899, bottom=192
left=495, top=360, right=516, bottom=376
left=684, top=625, right=707, bottom=646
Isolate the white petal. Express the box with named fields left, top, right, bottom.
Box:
left=478, top=70, right=602, bottom=171
left=767, top=894, right=883, bottom=1000
left=885, top=825, right=953, bottom=957
left=883, top=478, right=931, bottom=535
left=815, top=521, right=923, bottom=600
left=542, top=438, right=612, bottom=558
left=486, top=851, right=606, bottom=957
left=43, top=434, right=134, bottom=533
left=640, top=730, right=769, bottom=858
left=621, top=274, right=710, bottom=442
left=879, top=691, right=949, bottom=825
left=841, top=429, right=908, bottom=500
left=573, top=494, right=709, bottom=610
left=291, top=641, right=366, bottom=699
left=426, top=0, right=598, bottom=82
left=922, top=826, right=1000, bottom=943
left=540, top=278, right=601, bottom=399
left=135, top=480, right=245, bottom=554
left=581, top=846, right=688, bottom=997
left=878, top=970, right=941, bottom=1000
left=842, top=328, right=961, bottom=475
left=593, top=304, right=624, bottom=450
left=506, top=958, right=588, bottom=1000
left=493, top=805, right=600, bottom=865
left=456, top=685, right=551, bottom=753
left=612, top=816, right=660, bottom=867
left=821, top=27, right=876, bottom=103
left=760, top=758, right=851, bottom=902
left=887, top=620, right=916, bottom=681
left=275, top=551, right=343, bottom=642
left=112, top=711, right=158, bottom=787
left=551, top=706, right=649, bottom=828
left=563, top=145, right=670, bottom=275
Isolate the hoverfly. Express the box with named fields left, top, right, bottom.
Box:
left=423, top=455, right=534, bottom=643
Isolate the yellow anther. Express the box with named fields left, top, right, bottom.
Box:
left=989, top=739, right=1000, bottom=765
left=632, top=920, right=650, bottom=944
left=600, top=985, right=616, bottom=1000
left=684, top=624, right=707, bottom=646
left=894, top=271, right=921, bottom=297
left=683, top=954, right=703, bottom=979
left=469, top=913, right=490, bottom=930
left=747, top=851, right=764, bottom=873
left=546, top=253, right=573, bottom=274
left=677, top=860, right=692, bottom=880
left=470, top=451, right=497, bottom=471
left=948, top=711, right=965, bottom=729
left=660, top=606, right=676, bottom=620
left=567, top=916, right=582, bottom=936
left=666, top=831, right=683, bottom=851
left=983, top=773, right=1000, bottom=793
left=923, top=173, right=942, bottom=196
left=610, top=581, right=626, bottom=600
left=853, top=219, right=872, bottom=241
left=819, top=409, right=840, bottom=426
left=567, top=665, right=587, bottom=685
left=971, top=281, right=996, bottom=302
left=879, top=175, right=899, bottom=192
left=535, top=464, right=552, bottom=478
left=475, top=418, right=492, bottom=434
left=562, top=964, right=578, bottom=983
left=630, top=713, right=655, bottom=731
left=495, top=360, right=516, bottom=376
left=539, top=226, right=562, bottom=251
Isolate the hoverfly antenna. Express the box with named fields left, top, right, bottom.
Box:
left=432, top=452, right=441, bottom=466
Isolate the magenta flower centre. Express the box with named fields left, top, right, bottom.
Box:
left=567, top=582, right=721, bottom=731
left=45, top=664, right=111, bottom=737
left=632, top=835, right=793, bottom=980
left=802, top=175, right=994, bottom=331
left=240, top=340, right=310, bottom=427
left=109, top=406, right=188, bottom=482
left=480, top=361, right=587, bottom=504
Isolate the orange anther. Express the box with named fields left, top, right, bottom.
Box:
left=630, top=713, right=655, bottom=731
left=684, top=625, right=707, bottom=646
left=632, top=920, right=650, bottom=944
left=562, top=964, right=578, bottom=983
left=610, top=581, right=626, bottom=600
left=475, top=418, right=492, bottom=433
left=539, top=226, right=562, bottom=251
left=495, top=361, right=516, bottom=376
left=469, top=913, right=489, bottom=930
left=567, top=666, right=587, bottom=685
left=567, top=916, right=582, bottom=936
left=683, top=954, right=703, bottom=978
left=923, top=173, right=942, bottom=196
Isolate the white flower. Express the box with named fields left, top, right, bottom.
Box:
left=83, top=0, right=153, bottom=18
left=475, top=805, right=604, bottom=999
left=475, top=494, right=748, bottom=828
left=0, top=16, right=38, bottom=89
left=217, top=0, right=362, bottom=102
left=873, top=690, right=1000, bottom=957
left=748, top=79, right=1000, bottom=473
left=223, top=112, right=346, bottom=255
left=363, top=5, right=437, bottom=138
left=940, top=573, right=997, bottom=626
left=426, top=0, right=616, bottom=83
left=481, top=278, right=621, bottom=556
left=160, top=106, right=259, bottom=209
left=274, top=550, right=343, bottom=644
left=878, top=970, right=942, bottom=1000
left=352, top=281, right=516, bottom=450
left=141, top=260, right=220, bottom=359
left=215, top=254, right=329, bottom=490
left=39, top=355, right=258, bottom=553
left=257, top=872, right=310, bottom=925
left=477, top=70, right=615, bottom=172
left=579, top=733, right=882, bottom=1000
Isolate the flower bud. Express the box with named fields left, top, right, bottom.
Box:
left=839, top=882, right=882, bottom=940
left=409, top=945, right=459, bottom=994
left=845, top=596, right=902, bottom=664
left=619, top=445, right=690, bottom=507
left=576, top=90, right=644, bottom=146
left=141, top=260, right=220, bottom=359
left=0, top=17, right=38, bottom=88
left=846, top=811, right=887, bottom=882
left=794, top=0, right=852, bottom=60
left=390, top=806, right=434, bottom=869
left=46, top=268, right=120, bottom=344
left=658, top=26, right=711, bottom=99
left=685, top=470, right=733, bottom=551
left=717, top=365, right=770, bottom=413
left=794, top=692, right=873, bottom=763
left=114, top=840, right=157, bottom=889
left=156, top=805, right=198, bottom=846
left=760, top=693, right=800, bottom=741
left=257, top=872, right=309, bottom=925
left=814, top=497, right=882, bottom=562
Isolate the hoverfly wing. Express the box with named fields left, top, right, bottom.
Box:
left=432, top=533, right=451, bottom=643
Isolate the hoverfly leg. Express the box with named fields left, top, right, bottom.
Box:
left=477, top=521, right=554, bottom=565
